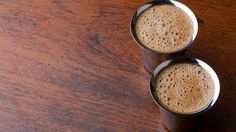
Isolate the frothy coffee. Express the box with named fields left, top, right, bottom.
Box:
left=135, top=5, right=193, bottom=53
left=155, top=63, right=215, bottom=114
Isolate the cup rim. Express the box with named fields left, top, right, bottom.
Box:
left=130, top=0, right=198, bottom=54
left=149, top=56, right=220, bottom=116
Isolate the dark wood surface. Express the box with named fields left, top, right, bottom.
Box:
left=0, top=0, right=235, bottom=131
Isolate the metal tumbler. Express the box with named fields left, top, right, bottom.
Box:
left=150, top=57, right=220, bottom=132
left=130, top=0, right=198, bottom=73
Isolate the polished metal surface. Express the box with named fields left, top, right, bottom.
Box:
left=150, top=57, right=220, bottom=131
left=130, top=0, right=198, bottom=73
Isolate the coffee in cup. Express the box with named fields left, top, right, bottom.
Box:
left=130, top=1, right=198, bottom=73
left=150, top=57, right=220, bottom=131
left=155, top=63, right=215, bottom=114
left=135, top=4, right=193, bottom=53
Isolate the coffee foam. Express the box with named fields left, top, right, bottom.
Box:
left=155, top=63, right=215, bottom=114
left=135, top=5, right=193, bottom=52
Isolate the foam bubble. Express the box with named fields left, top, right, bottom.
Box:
left=155, top=63, right=215, bottom=114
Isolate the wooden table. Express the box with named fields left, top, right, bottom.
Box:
left=0, top=0, right=235, bottom=131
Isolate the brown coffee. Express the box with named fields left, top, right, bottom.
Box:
left=135, top=5, right=193, bottom=53
left=155, top=63, right=215, bottom=114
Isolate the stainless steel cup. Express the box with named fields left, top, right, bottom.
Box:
left=130, top=0, right=198, bottom=73
left=150, top=57, right=220, bottom=132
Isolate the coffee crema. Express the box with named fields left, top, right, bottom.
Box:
left=155, top=63, right=215, bottom=114
left=135, top=5, right=193, bottom=53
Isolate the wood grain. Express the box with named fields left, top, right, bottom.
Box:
left=0, top=0, right=235, bottom=131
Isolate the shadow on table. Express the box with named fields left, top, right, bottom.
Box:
left=187, top=50, right=236, bottom=131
